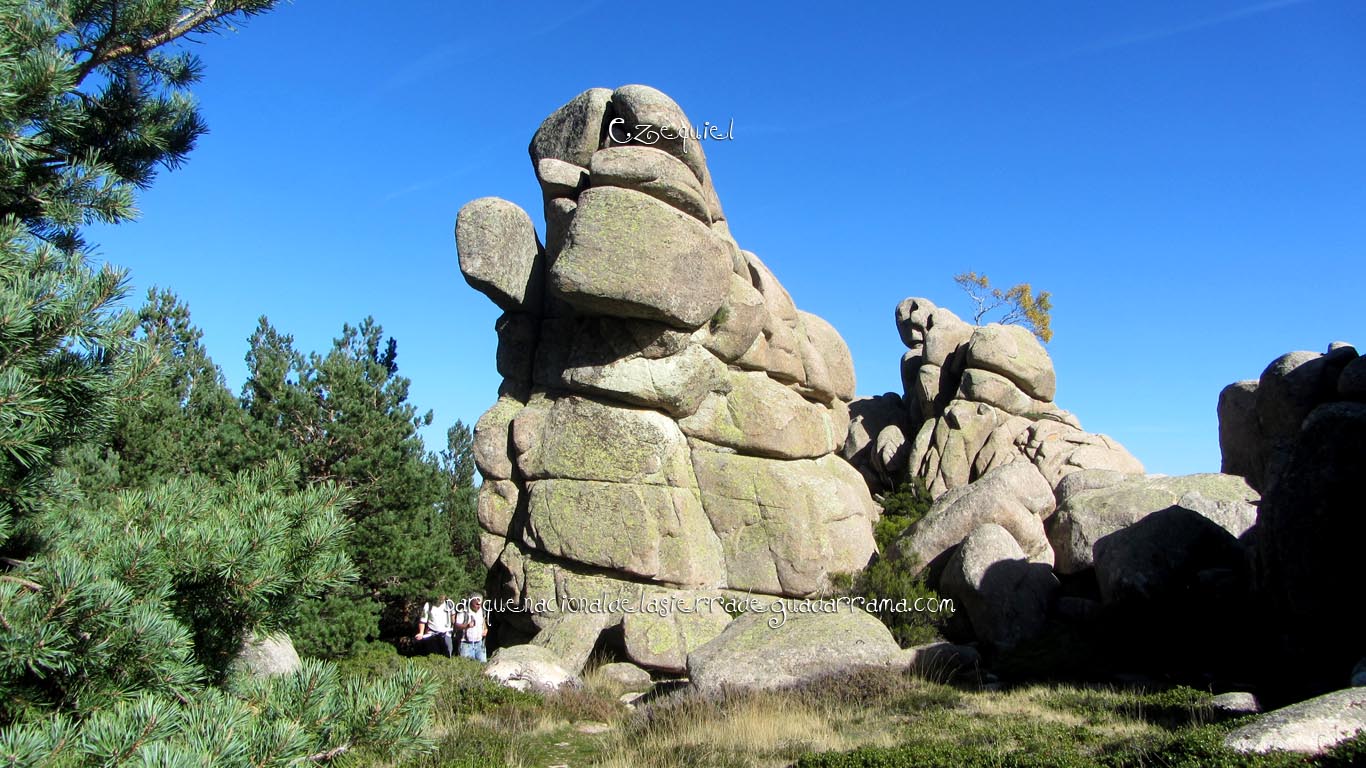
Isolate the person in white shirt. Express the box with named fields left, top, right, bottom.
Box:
left=416, top=594, right=456, bottom=657
left=454, top=593, right=488, bottom=662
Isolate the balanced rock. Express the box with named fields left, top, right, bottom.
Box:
left=853, top=298, right=1143, bottom=500
left=460, top=86, right=877, bottom=673
left=456, top=197, right=544, bottom=312
left=1217, top=380, right=1261, bottom=479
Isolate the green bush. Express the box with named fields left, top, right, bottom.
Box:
left=846, top=555, right=948, bottom=647
left=339, top=644, right=537, bottom=723
left=874, top=477, right=932, bottom=548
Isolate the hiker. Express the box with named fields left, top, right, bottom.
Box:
left=455, top=592, right=488, bottom=662
left=416, top=594, right=456, bottom=658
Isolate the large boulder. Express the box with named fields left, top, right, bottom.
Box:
left=1217, top=380, right=1261, bottom=478
left=896, top=461, right=1055, bottom=575
left=529, top=87, right=611, bottom=170
left=1224, top=687, right=1366, bottom=755
left=531, top=612, right=617, bottom=675
left=589, top=146, right=710, bottom=223
left=608, top=84, right=722, bottom=221
left=1047, top=473, right=1258, bottom=575
left=551, top=186, right=731, bottom=329
left=692, top=450, right=877, bottom=596
left=940, top=523, right=1058, bottom=652
left=1256, top=402, right=1366, bottom=701
left=1091, top=505, right=1248, bottom=605
left=679, top=371, right=839, bottom=460
left=963, top=324, right=1056, bottom=402
left=456, top=197, right=544, bottom=312
left=687, top=604, right=903, bottom=692
left=596, top=662, right=653, bottom=692
left=486, top=645, right=581, bottom=692
left=621, top=590, right=733, bottom=673
left=525, top=478, right=721, bottom=585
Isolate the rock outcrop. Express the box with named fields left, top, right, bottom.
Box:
left=1219, top=342, right=1365, bottom=702
left=1217, top=342, right=1359, bottom=492
left=845, top=297, right=1143, bottom=500
left=459, top=85, right=878, bottom=675
left=860, top=297, right=1278, bottom=673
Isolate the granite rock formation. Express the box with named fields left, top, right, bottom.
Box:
left=458, top=85, right=878, bottom=675
left=1219, top=342, right=1364, bottom=702
left=845, top=298, right=1143, bottom=500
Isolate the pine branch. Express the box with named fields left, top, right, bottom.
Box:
left=75, top=2, right=234, bottom=85
left=307, top=744, right=350, bottom=762
left=0, top=574, right=43, bottom=591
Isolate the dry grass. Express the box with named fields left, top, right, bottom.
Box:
left=380, top=649, right=1257, bottom=768
left=596, top=691, right=905, bottom=768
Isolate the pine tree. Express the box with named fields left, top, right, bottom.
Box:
left=0, top=222, right=155, bottom=552
left=241, top=318, right=479, bottom=656
left=67, top=288, right=251, bottom=499
left=0, top=232, right=436, bottom=765
left=0, top=0, right=279, bottom=251
left=439, top=421, right=483, bottom=597
left=1, top=2, right=442, bottom=761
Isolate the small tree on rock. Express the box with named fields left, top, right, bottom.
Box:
left=954, top=270, right=1054, bottom=343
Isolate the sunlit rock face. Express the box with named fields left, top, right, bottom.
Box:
left=457, top=85, right=877, bottom=674
left=845, top=296, right=1143, bottom=500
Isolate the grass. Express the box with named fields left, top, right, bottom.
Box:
left=341, top=646, right=1365, bottom=767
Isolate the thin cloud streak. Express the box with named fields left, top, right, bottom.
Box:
left=1073, top=0, right=1314, bottom=56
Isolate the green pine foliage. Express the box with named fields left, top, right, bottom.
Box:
left=1, top=3, right=453, bottom=761
left=836, top=477, right=946, bottom=648
left=0, top=234, right=436, bottom=765
left=0, top=0, right=278, bottom=252
left=113, top=289, right=249, bottom=485
left=240, top=317, right=482, bottom=656
left=0, top=221, right=155, bottom=550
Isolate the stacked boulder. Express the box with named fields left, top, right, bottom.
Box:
left=458, top=85, right=878, bottom=679
left=1219, top=342, right=1365, bottom=703
left=844, top=297, right=1143, bottom=499
left=851, top=298, right=1274, bottom=677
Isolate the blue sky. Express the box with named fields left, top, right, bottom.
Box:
left=88, top=1, right=1365, bottom=476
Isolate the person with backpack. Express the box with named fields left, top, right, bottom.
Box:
left=454, top=592, right=488, bottom=662
left=416, top=594, right=456, bottom=658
